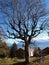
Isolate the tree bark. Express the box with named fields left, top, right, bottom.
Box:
left=25, top=41, right=29, bottom=64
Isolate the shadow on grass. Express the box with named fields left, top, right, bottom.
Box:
left=12, top=62, right=26, bottom=65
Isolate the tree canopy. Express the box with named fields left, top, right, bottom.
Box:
left=0, top=0, right=47, bottom=41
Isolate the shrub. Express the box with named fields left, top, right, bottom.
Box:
left=0, top=39, right=9, bottom=58
left=16, top=48, right=25, bottom=59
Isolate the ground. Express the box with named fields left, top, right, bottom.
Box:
left=0, top=55, right=49, bottom=65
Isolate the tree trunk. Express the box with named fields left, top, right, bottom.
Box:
left=25, top=41, right=29, bottom=64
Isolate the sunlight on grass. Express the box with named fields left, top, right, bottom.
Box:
left=0, top=57, right=18, bottom=65
left=0, top=55, right=49, bottom=65
left=29, top=57, right=36, bottom=62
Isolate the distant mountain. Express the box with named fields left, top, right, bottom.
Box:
left=35, top=40, right=49, bottom=49
left=7, top=39, right=49, bottom=49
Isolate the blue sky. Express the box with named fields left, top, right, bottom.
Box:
left=45, top=0, right=49, bottom=9
left=0, top=0, right=49, bottom=49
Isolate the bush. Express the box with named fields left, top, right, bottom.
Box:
left=16, top=48, right=25, bottom=59
left=0, top=39, right=9, bottom=58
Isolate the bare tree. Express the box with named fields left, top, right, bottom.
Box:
left=0, top=0, right=48, bottom=64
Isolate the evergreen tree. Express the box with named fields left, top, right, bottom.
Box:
left=10, top=42, right=17, bottom=58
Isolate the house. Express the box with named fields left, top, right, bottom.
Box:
left=28, top=47, right=34, bottom=57
left=22, top=46, right=34, bottom=57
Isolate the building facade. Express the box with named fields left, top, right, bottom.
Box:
left=22, top=46, right=34, bottom=57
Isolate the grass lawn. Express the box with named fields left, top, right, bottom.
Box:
left=0, top=57, right=18, bottom=65
left=0, top=55, right=49, bottom=65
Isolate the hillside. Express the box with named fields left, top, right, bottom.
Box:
left=42, top=47, right=49, bottom=55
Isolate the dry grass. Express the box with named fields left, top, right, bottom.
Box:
left=31, top=55, right=49, bottom=65
left=0, top=55, right=49, bottom=65
left=0, top=57, right=17, bottom=65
